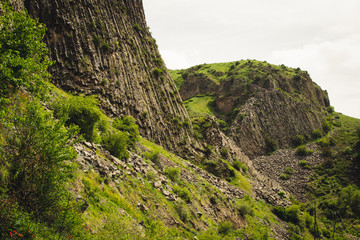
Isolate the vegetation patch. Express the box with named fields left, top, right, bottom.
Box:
left=184, top=95, right=215, bottom=117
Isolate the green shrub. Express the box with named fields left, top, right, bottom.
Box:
left=236, top=202, right=254, bottom=217
left=337, top=185, right=360, bottom=217
left=173, top=185, right=191, bottom=203
left=280, top=174, right=290, bottom=180
left=321, top=146, right=333, bottom=158
left=327, top=106, right=335, bottom=113
left=272, top=205, right=301, bottom=225
left=0, top=4, right=52, bottom=101
left=52, top=95, right=102, bottom=142
left=311, top=129, right=322, bottom=139
left=146, top=171, right=158, bottom=181
left=285, top=167, right=294, bottom=175
left=143, top=150, right=161, bottom=167
left=220, top=147, right=229, bottom=156
left=164, top=167, right=180, bottom=183
left=0, top=97, right=80, bottom=234
left=102, top=132, right=129, bottom=159
left=101, top=42, right=110, bottom=52
left=295, top=145, right=313, bottom=156
left=322, top=120, right=332, bottom=133
left=317, top=138, right=330, bottom=148
left=292, top=135, right=305, bottom=146
left=174, top=202, right=189, bottom=223
left=153, top=68, right=163, bottom=77
left=278, top=191, right=286, bottom=198
left=343, top=147, right=353, bottom=155
left=218, top=221, right=233, bottom=236
left=265, top=136, right=277, bottom=154
left=113, top=115, right=139, bottom=148
left=233, top=160, right=248, bottom=173
left=299, top=160, right=311, bottom=169
left=133, top=24, right=142, bottom=31
left=204, top=144, right=214, bottom=157
left=204, top=159, right=235, bottom=180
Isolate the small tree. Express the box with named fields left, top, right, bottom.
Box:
left=102, top=132, right=129, bottom=159
left=113, top=115, right=139, bottom=148
left=52, top=95, right=102, bottom=142
left=0, top=3, right=52, bottom=101
left=1, top=96, right=79, bottom=232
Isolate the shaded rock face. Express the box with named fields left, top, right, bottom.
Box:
left=177, top=62, right=330, bottom=157
left=179, top=73, right=218, bottom=101
left=22, top=0, right=191, bottom=151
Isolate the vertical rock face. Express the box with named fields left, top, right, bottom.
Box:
left=22, top=0, right=191, bottom=150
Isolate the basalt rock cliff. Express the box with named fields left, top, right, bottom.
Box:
left=14, top=0, right=192, bottom=152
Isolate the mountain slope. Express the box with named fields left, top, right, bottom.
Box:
left=171, top=60, right=330, bottom=156
left=3, top=1, right=360, bottom=239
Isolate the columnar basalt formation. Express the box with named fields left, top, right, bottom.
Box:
left=21, top=0, right=192, bottom=152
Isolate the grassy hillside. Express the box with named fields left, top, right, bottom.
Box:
left=2, top=3, right=360, bottom=240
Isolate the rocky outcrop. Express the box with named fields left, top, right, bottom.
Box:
left=173, top=61, right=330, bottom=157
left=252, top=143, right=324, bottom=202
left=21, top=0, right=192, bottom=152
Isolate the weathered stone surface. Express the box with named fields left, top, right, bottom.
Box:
left=23, top=0, right=193, bottom=153
left=252, top=143, right=324, bottom=202
left=176, top=62, right=330, bottom=157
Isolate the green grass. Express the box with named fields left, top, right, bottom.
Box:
left=184, top=95, right=215, bottom=117
left=169, top=69, right=186, bottom=88
left=336, top=113, right=360, bottom=144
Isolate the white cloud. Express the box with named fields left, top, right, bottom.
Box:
left=143, top=0, right=360, bottom=118
left=268, top=35, right=360, bottom=118
left=160, top=50, right=190, bottom=70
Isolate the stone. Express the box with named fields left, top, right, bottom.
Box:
left=162, top=189, right=171, bottom=196
left=153, top=181, right=162, bottom=188
left=137, top=203, right=148, bottom=213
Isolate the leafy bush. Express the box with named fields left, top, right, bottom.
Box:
left=52, top=95, right=102, bottom=142
left=285, top=167, right=294, bottom=175
left=322, top=120, right=332, bottom=133
left=0, top=97, right=80, bottom=235
left=299, top=160, right=311, bottom=169
left=236, top=202, right=254, bottom=218
left=292, top=135, right=305, bottom=146
left=173, top=185, right=191, bottom=203
left=337, top=185, right=360, bottom=218
left=220, top=147, right=229, bottom=156
left=204, top=144, right=214, bottom=157
left=311, top=129, right=322, bottom=139
left=113, top=115, right=139, bottom=148
left=146, top=171, right=158, bottom=181
left=101, top=132, right=129, bottom=159
left=0, top=4, right=52, bottom=101
left=218, top=221, right=233, bottom=236
left=204, top=159, right=235, bottom=180
left=295, top=145, right=313, bottom=156
left=342, top=146, right=353, bottom=155
left=153, top=68, right=163, bottom=77
left=174, top=202, right=189, bottom=223
left=280, top=174, right=290, bottom=180
left=143, top=150, right=161, bottom=167
left=233, top=160, right=248, bottom=173
left=272, top=205, right=301, bottom=225
left=265, top=136, right=277, bottom=154
left=164, top=167, right=180, bottom=183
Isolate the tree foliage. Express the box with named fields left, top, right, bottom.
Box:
left=52, top=95, right=102, bottom=142
left=0, top=95, right=79, bottom=236
left=0, top=3, right=52, bottom=102
left=113, top=115, right=139, bottom=148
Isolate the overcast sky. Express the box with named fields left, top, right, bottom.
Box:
left=143, top=0, right=360, bottom=119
